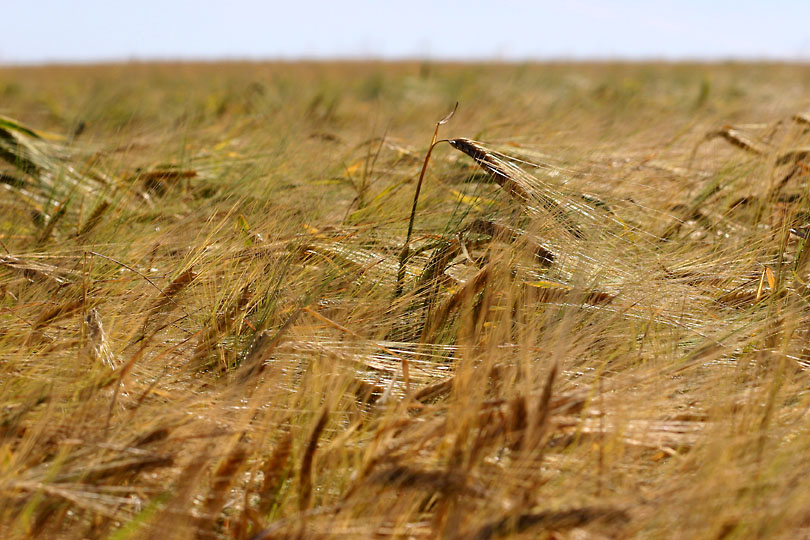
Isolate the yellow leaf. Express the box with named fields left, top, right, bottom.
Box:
left=524, top=280, right=571, bottom=290
left=451, top=189, right=496, bottom=208
left=765, top=267, right=776, bottom=290
left=345, top=161, right=362, bottom=176
left=756, top=270, right=766, bottom=301
left=237, top=214, right=250, bottom=232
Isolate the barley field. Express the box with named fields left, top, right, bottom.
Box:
left=2, top=61, right=810, bottom=539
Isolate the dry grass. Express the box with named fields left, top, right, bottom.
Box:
left=2, top=61, right=810, bottom=539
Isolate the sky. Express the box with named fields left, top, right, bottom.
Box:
left=2, top=0, right=809, bottom=64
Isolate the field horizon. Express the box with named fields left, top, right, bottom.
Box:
left=2, top=60, right=810, bottom=539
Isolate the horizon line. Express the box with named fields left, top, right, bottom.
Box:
left=3, top=54, right=810, bottom=68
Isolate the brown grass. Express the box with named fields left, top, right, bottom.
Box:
left=2, top=61, right=810, bottom=539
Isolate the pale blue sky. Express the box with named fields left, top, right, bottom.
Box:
left=2, top=0, right=809, bottom=64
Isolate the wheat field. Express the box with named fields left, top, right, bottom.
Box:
left=2, top=61, right=810, bottom=539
